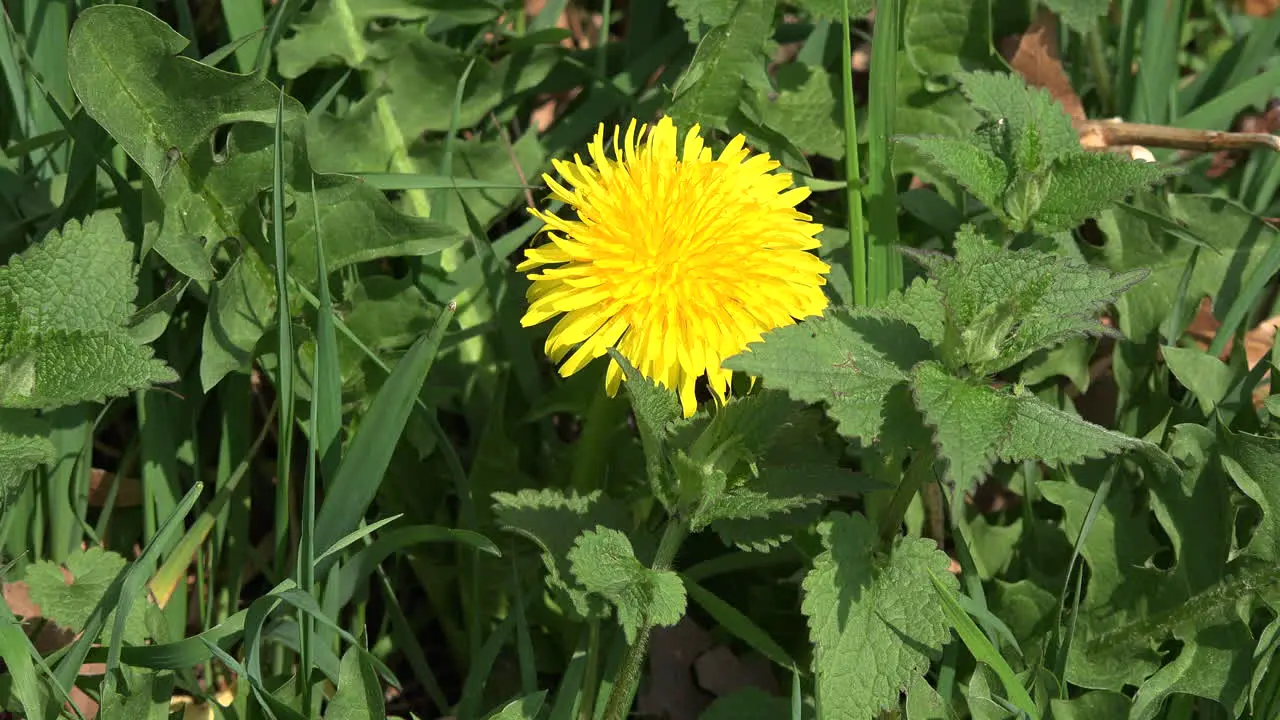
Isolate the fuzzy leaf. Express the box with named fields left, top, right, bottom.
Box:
left=1031, top=152, right=1173, bottom=232
left=957, top=70, right=1080, bottom=169
left=24, top=547, right=149, bottom=645
left=896, top=136, right=1008, bottom=214
left=755, top=63, right=844, bottom=159
left=1041, top=0, right=1111, bottom=33
left=491, top=489, right=628, bottom=619
left=325, top=645, right=384, bottom=720
left=803, top=512, right=956, bottom=719
left=568, top=527, right=687, bottom=643
left=0, top=409, right=53, bottom=508
left=904, top=0, right=991, bottom=77
left=669, top=0, right=737, bottom=35
left=905, top=226, right=1145, bottom=374
left=0, top=213, right=176, bottom=409
left=724, top=308, right=935, bottom=442
left=669, top=0, right=776, bottom=129
left=911, top=362, right=1153, bottom=490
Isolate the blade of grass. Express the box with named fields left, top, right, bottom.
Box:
left=311, top=302, right=458, bottom=570
left=356, top=174, right=535, bottom=191
left=1131, top=0, right=1187, bottom=124
left=59, top=481, right=204, bottom=691
left=271, top=86, right=296, bottom=677
left=547, top=635, right=591, bottom=720
left=840, top=0, right=867, bottom=307
left=927, top=569, right=1039, bottom=719
left=683, top=577, right=797, bottom=671
left=865, top=0, right=902, bottom=301
left=220, top=0, right=266, bottom=74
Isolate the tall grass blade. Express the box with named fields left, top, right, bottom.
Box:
left=840, top=0, right=867, bottom=307
left=864, top=0, right=902, bottom=301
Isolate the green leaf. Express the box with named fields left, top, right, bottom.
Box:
left=1101, top=194, right=1280, bottom=339
left=276, top=0, right=501, bottom=78
left=0, top=213, right=176, bottom=409
left=482, top=691, right=547, bottom=720
left=724, top=307, right=935, bottom=442
left=669, top=0, right=776, bottom=129
left=791, top=0, right=866, bottom=18
left=905, top=676, right=952, bottom=719
left=567, top=527, right=687, bottom=644
left=0, top=409, right=53, bottom=505
left=324, top=645, right=385, bottom=720
left=911, top=362, right=1153, bottom=491
left=957, top=70, right=1080, bottom=170
left=1219, top=426, right=1280, bottom=562
left=669, top=0, right=737, bottom=36
left=904, top=0, right=991, bottom=77
left=1030, top=152, right=1173, bottom=233
left=200, top=252, right=277, bottom=392
left=98, top=668, right=175, bottom=720
left=492, top=489, right=628, bottom=619
left=802, top=512, right=956, bottom=719
left=904, top=226, right=1145, bottom=374
left=1041, top=0, right=1111, bottom=33
left=700, top=687, right=792, bottom=720
left=24, top=547, right=150, bottom=645
left=611, top=349, right=682, bottom=507
left=896, top=135, right=1008, bottom=216
left=754, top=63, right=844, bottom=160
left=1161, top=346, right=1236, bottom=414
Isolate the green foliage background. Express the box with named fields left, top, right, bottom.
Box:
left=3, top=0, right=1280, bottom=719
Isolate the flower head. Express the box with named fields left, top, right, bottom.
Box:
left=518, top=116, right=830, bottom=417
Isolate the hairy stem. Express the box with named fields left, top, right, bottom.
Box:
left=877, top=450, right=935, bottom=545
left=601, top=517, right=689, bottom=720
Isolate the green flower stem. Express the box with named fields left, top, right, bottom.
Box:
left=601, top=516, right=690, bottom=720
left=877, top=450, right=935, bottom=545
left=570, top=388, right=627, bottom=494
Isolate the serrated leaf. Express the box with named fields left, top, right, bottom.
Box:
left=492, top=489, right=628, bottom=619
left=0, top=409, right=52, bottom=510
left=755, top=63, right=843, bottom=159
left=669, top=0, right=737, bottom=36
left=911, top=362, right=1152, bottom=490
left=1031, top=152, right=1172, bottom=232
left=669, top=0, right=776, bottom=129
left=98, top=668, right=174, bottom=720
left=957, top=70, right=1080, bottom=170
left=567, top=527, right=686, bottom=643
left=24, top=547, right=150, bottom=645
left=276, top=0, right=501, bottom=78
left=897, top=135, right=1009, bottom=214
left=0, top=213, right=176, bottom=409
left=712, top=502, right=825, bottom=552
left=877, top=278, right=947, bottom=347
left=904, top=226, right=1144, bottom=373
left=324, top=645, right=384, bottom=720
left=803, top=512, right=956, bottom=719
left=611, top=349, right=681, bottom=507
left=725, top=308, right=935, bottom=442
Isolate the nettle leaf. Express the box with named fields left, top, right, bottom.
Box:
left=895, top=135, right=1008, bottom=215
left=669, top=0, right=737, bottom=36
left=725, top=308, right=935, bottom=442
left=755, top=63, right=844, bottom=160
left=904, top=226, right=1146, bottom=374
left=491, top=489, right=628, bottom=619
left=1031, top=152, right=1173, bottom=233
left=0, top=213, right=176, bottom=409
left=902, top=71, right=1171, bottom=232
left=803, top=512, right=956, bottom=719
left=24, top=547, right=150, bottom=645
left=567, top=527, right=687, bottom=644
left=612, top=349, right=682, bottom=507
left=1042, top=0, right=1111, bottom=33
left=276, top=0, right=502, bottom=78
left=0, top=409, right=53, bottom=508
left=911, top=362, right=1155, bottom=490
left=669, top=0, right=776, bottom=129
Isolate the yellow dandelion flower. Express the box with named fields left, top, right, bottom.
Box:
left=518, top=116, right=831, bottom=417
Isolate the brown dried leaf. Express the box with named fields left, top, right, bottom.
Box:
left=1002, top=9, right=1087, bottom=125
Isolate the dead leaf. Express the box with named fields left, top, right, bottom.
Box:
left=693, top=647, right=779, bottom=699
left=89, top=468, right=142, bottom=508
left=1243, top=0, right=1279, bottom=17
left=636, top=616, right=713, bottom=720
left=1002, top=9, right=1086, bottom=125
